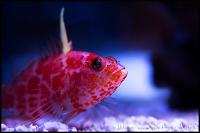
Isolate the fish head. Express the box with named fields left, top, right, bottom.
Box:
left=67, top=51, right=128, bottom=109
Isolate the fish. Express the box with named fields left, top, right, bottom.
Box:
left=1, top=8, right=128, bottom=124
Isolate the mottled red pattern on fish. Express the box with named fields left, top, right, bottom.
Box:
left=2, top=51, right=127, bottom=122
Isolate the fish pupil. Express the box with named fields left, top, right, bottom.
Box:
left=92, top=57, right=102, bottom=71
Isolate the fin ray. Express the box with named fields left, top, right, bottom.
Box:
left=60, top=7, right=72, bottom=54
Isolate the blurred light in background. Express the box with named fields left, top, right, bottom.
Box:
left=111, top=51, right=171, bottom=101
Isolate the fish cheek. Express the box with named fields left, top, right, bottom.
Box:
left=79, top=75, right=100, bottom=108
left=69, top=71, right=91, bottom=109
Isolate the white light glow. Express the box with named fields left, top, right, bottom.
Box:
left=111, top=51, right=170, bottom=101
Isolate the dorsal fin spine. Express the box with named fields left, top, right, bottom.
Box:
left=60, top=7, right=72, bottom=54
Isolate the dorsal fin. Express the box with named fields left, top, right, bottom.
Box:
left=60, top=7, right=72, bottom=54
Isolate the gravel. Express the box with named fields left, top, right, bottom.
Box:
left=1, top=114, right=198, bottom=132
left=1, top=100, right=198, bottom=132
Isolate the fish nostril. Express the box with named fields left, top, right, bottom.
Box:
left=118, top=63, right=125, bottom=70
left=106, top=56, right=117, bottom=63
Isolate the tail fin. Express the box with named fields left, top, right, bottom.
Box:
left=1, top=85, right=14, bottom=109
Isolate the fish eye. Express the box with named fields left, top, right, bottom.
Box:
left=92, top=57, right=103, bottom=71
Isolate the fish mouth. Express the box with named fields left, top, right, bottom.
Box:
left=112, top=66, right=128, bottom=81
left=119, top=68, right=128, bottom=82
left=120, top=68, right=128, bottom=79
left=106, top=56, right=128, bottom=81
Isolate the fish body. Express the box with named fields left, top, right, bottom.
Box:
left=2, top=8, right=128, bottom=123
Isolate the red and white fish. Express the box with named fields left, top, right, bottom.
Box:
left=2, top=8, right=128, bottom=124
